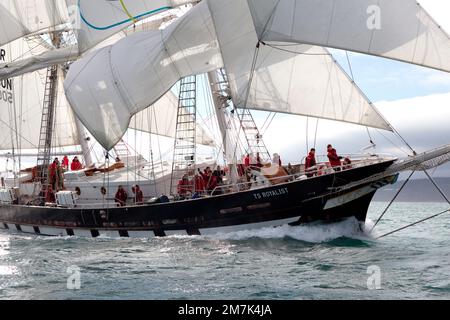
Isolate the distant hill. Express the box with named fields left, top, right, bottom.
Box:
left=374, top=178, right=450, bottom=202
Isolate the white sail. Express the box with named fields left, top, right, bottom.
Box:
left=0, top=0, right=69, bottom=47
left=0, top=45, right=79, bottom=79
left=207, top=0, right=391, bottom=131
left=53, top=67, right=80, bottom=149
left=64, top=1, right=222, bottom=150
left=65, top=0, right=396, bottom=150
left=68, top=0, right=197, bottom=53
left=0, top=13, right=183, bottom=80
left=247, top=0, right=450, bottom=73
left=0, top=40, right=79, bottom=151
left=129, top=91, right=215, bottom=147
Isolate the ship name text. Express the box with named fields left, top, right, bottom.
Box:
left=253, top=187, right=288, bottom=200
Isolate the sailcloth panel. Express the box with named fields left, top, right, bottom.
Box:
left=64, top=0, right=222, bottom=150
left=53, top=67, right=80, bottom=149
left=0, top=0, right=68, bottom=47
left=0, top=45, right=80, bottom=80
left=65, top=0, right=393, bottom=150
left=247, top=0, right=450, bottom=73
left=0, top=41, right=79, bottom=150
left=68, top=0, right=198, bottom=53
left=129, top=91, right=215, bottom=146
left=0, top=14, right=178, bottom=80
left=208, top=0, right=391, bottom=131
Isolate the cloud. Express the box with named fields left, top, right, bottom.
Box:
left=261, top=92, right=450, bottom=176
left=419, top=0, right=450, bottom=33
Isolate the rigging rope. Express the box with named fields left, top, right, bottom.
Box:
left=313, top=118, right=320, bottom=149
left=263, top=43, right=331, bottom=56
left=345, top=51, right=375, bottom=146
left=119, top=0, right=138, bottom=23
left=306, top=117, right=309, bottom=154
left=371, top=170, right=415, bottom=232
left=375, top=167, right=450, bottom=239
left=377, top=208, right=450, bottom=239
left=231, top=42, right=261, bottom=164
left=392, top=127, right=417, bottom=156
left=260, top=112, right=276, bottom=137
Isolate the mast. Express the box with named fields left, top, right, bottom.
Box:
left=207, top=70, right=233, bottom=162
left=74, top=118, right=93, bottom=167
left=207, top=69, right=240, bottom=186
left=169, top=76, right=198, bottom=195
left=35, top=33, right=61, bottom=185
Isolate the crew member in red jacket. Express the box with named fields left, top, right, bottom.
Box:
left=62, top=155, right=69, bottom=170
left=305, top=148, right=317, bottom=177
left=71, top=156, right=83, bottom=171
left=244, top=154, right=250, bottom=168
left=115, top=185, right=128, bottom=207
left=177, top=175, right=192, bottom=197
left=132, top=185, right=144, bottom=205
left=194, top=174, right=205, bottom=193
left=327, top=144, right=343, bottom=170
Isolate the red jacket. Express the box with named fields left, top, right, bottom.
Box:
left=305, top=152, right=316, bottom=170
left=115, top=189, right=128, bottom=206
left=48, top=163, right=57, bottom=180
left=327, top=148, right=341, bottom=167
left=177, top=178, right=192, bottom=195
left=195, top=176, right=205, bottom=192
left=71, top=160, right=82, bottom=171
left=134, top=187, right=143, bottom=204
left=204, top=175, right=217, bottom=192
left=244, top=156, right=250, bottom=167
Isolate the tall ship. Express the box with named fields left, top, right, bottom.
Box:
left=0, top=0, right=449, bottom=238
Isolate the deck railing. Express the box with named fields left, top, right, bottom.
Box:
left=211, top=154, right=396, bottom=196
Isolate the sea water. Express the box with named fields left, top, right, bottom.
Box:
left=0, top=202, right=449, bottom=300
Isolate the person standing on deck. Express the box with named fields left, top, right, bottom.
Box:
left=272, top=153, right=282, bottom=166
left=115, top=185, right=128, bottom=207
left=48, top=158, right=59, bottom=190
left=194, top=174, right=205, bottom=194
left=305, top=148, right=317, bottom=177
left=71, top=156, right=83, bottom=171
left=213, top=166, right=225, bottom=184
left=132, top=185, right=144, bottom=205
left=62, top=155, right=69, bottom=171
left=253, top=152, right=263, bottom=170
left=327, top=144, right=343, bottom=171
left=244, top=154, right=250, bottom=168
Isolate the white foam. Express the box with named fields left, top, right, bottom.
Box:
left=207, top=218, right=371, bottom=243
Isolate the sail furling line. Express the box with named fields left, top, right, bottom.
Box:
left=345, top=50, right=376, bottom=148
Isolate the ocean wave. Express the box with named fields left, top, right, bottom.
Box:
left=207, top=218, right=374, bottom=243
